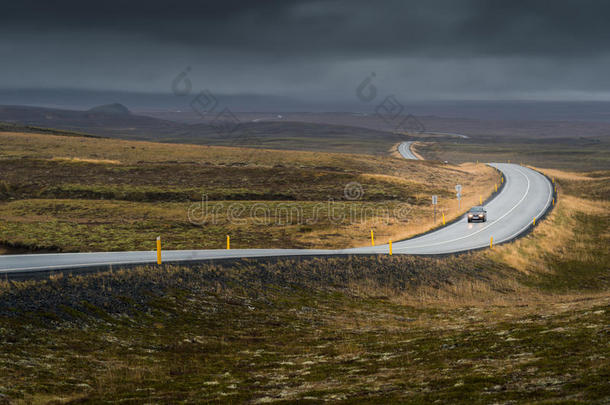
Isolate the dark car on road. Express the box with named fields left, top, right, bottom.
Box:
left=467, top=206, right=487, bottom=222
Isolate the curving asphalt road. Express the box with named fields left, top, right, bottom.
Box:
left=0, top=144, right=554, bottom=276
left=398, top=141, right=419, bottom=160
left=355, top=163, right=553, bottom=255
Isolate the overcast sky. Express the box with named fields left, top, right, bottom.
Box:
left=2, top=0, right=610, bottom=101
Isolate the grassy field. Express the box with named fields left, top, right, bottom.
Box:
left=0, top=254, right=607, bottom=403
left=415, top=138, right=610, bottom=171
left=0, top=108, right=407, bottom=155
left=1, top=130, right=608, bottom=403
left=0, top=131, right=498, bottom=251
left=488, top=167, right=610, bottom=292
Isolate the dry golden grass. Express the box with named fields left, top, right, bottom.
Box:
left=489, top=192, right=609, bottom=274
left=405, top=276, right=527, bottom=306
left=346, top=166, right=609, bottom=309
left=0, top=131, right=500, bottom=251
left=297, top=162, right=499, bottom=248
left=340, top=257, right=532, bottom=309
left=347, top=262, right=609, bottom=316
left=51, top=156, right=121, bottom=165
left=535, top=167, right=609, bottom=182
left=14, top=393, right=90, bottom=405
left=416, top=138, right=610, bottom=171
left=1, top=147, right=609, bottom=403
left=391, top=277, right=604, bottom=311
left=394, top=289, right=610, bottom=326
left=491, top=196, right=555, bottom=272
left=409, top=141, right=425, bottom=160
left=0, top=131, right=494, bottom=186
left=388, top=142, right=403, bottom=158
left=359, top=172, right=417, bottom=185
left=477, top=166, right=610, bottom=305
left=0, top=131, right=419, bottom=175
left=383, top=162, right=497, bottom=243
left=1, top=258, right=608, bottom=403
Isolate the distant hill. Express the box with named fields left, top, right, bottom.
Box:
left=0, top=121, right=99, bottom=138
left=88, top=103, right=131, bottom=115
left=0, top=104, right=405, bottom=154
left=0, top=104, right=180, bottom=141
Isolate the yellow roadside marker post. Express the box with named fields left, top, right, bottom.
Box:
left=370, top=230, right=375, bottom=246
left=479, top=195, right=482, bottom=205
left=389, top=239, right=392, bottom=255
left=490, top=236, right=493, bottom=249
left=533, top=217, right=536, bottom=226
left=495, top=184, right=498, bottom=192
left=226, top=235, right=230, bottom=250
left=552, top=198, right=555, bottom=206
left=501, top=177, right=504, bottom=184
left=442, top=212, right=446, bottom=225
left=156, top=236, right=162, bottom=265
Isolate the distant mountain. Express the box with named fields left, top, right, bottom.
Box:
left=0, top=104, right=184, bottom=140
left=4, top=88, right=610, bottom=122
left=88, top=103, right=131, bottom=115
left=0, top=88, right=340, bottom=113
left=0, top=104, right=403, bottom=154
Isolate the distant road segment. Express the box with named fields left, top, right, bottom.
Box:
left=397, top=141, right=420, bottom=159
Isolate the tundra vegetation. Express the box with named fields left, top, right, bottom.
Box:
left=0, top=131, right=497, bottom=251
left=0, top=129, right=608, bottom=403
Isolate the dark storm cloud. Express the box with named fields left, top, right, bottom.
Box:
left=3, top=0, right=610, bottom=58
left=1, top=0, right=610, bottom=100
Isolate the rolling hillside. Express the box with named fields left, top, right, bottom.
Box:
left=0, top=130, right=498, bottom=253
left=0, top=104, right=404, bottom=154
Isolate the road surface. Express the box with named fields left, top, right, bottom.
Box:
left=358, top=163, right=552, bottom=255
left=0, top=151, right=553, bottom=276
left=398, top=141, right=420, bottom=159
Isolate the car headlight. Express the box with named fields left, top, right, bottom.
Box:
left=468, top=214, right=473, bottom=217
